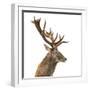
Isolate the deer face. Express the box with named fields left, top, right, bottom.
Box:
left=52, top=48, right=67, bottom=62
left=44, top=44, right=67, bottom=62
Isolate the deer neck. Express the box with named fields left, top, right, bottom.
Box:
left=44, top=52, right=58, bottom=63
left=41, top=53, right=58, bottom=75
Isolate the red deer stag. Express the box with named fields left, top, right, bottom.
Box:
left=32, top=17, right=68, bottom=77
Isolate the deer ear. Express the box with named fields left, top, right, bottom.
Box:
left=44, top=44, right=51, bottom=51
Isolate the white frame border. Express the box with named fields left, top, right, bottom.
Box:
left=11, top=4, right=87, bottom=87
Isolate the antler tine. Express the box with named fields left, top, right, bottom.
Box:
left=43, top=28, right=53, bottom=38
left=32, top=16, right=41, bottom=24
left=33, top=16, right=35, bottom=21
left=31, top=16, right=35, bottom=23
left=60, top=35, right=64, bottom=42
left=49, top=28, right=52, bottom=34
left=43, top=20, right=46, bottom=30
left=53, top=33, right=58, bottom=43
left=44, top=28, right=55, bottom=42
left=43, top=30, right=50, bottom=38
left=59, top=34, right=61, bottom=40
left=49, top=28, right=54, bottom=40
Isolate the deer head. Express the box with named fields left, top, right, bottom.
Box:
left=32, top=17, right=68, bottom=63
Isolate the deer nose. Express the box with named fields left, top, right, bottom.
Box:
left=65, top=58, right=67, bottom=61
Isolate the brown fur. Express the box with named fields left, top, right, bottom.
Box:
left=35, top=48, right=67, bottom=77
left=35, top=53, right=58, bottom=76
left=32, top=17, right=68, bottom=77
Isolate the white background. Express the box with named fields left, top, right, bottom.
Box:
left=24, top=13, right=81, bottom=78
left=0, top=0, right=89, bottom=89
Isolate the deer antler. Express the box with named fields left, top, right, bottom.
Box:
left=32, top=17, right=53, bottom=47
left=54, top=35, right=68, bottom=47
left=32, top=17, right=68, bottom=48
